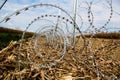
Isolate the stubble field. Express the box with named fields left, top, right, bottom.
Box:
left=0, top=36, right=120, bottom=80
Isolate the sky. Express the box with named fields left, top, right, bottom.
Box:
left=0, top=0, right=120, bottom=32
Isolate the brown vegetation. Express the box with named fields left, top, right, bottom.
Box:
left=85, top=32, right=120, bottom=39
left=0, top=26, right=33, bottom=50
left=0, top=37, right=120, bottom=80
left=0, top=26, right=33, bottom=35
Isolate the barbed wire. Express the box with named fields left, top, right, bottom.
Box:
left=0, top=0, right=7, bottom=10
left=0, top=0, right=120, bottom=79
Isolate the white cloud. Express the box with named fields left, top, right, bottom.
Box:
left=0, top=0, right=119, bottom=32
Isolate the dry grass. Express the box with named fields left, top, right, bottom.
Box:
left=0, top=26, right=33, bottom=34
left=0, top=27, right=33, bottom=50
left=0, top=37, right=120, bottom=80
left=85, top=32, right=120, bottom=39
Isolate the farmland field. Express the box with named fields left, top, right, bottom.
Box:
left=0, top=27, right=33, bottom=50
left=0, top=0, right=120, bottom=79
left=0, top=32, right=120, bottom=79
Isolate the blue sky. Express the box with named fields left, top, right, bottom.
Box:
left=0, top=0, right=120, bottom=32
